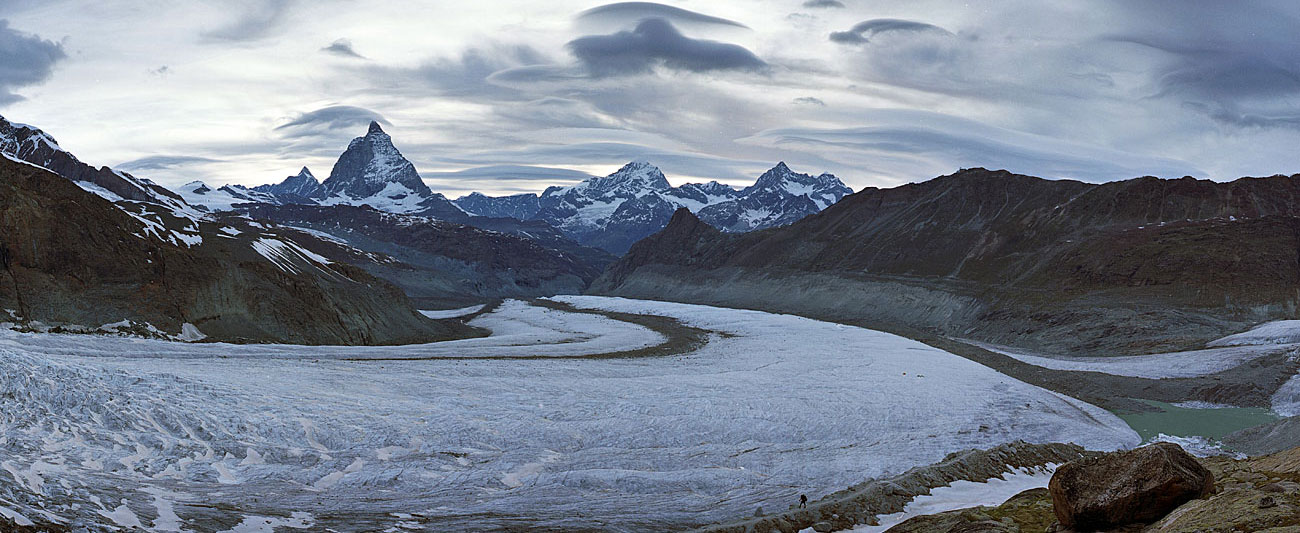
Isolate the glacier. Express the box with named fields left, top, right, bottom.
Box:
left=0, top=297, right=1138, bottom=531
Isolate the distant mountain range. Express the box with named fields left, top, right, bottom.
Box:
left=456, top=159, right=852, bottom=253
left=176, top=121, right=853, bottom=254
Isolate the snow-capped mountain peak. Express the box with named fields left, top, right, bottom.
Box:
left=747, top=161, right=801, bottom=191
left=254, top=166, right=323, bottom=200
left=321, top=121, right=430, bottom=200
left=212, top=123, right=466, bottom=219
left=0, top=118, right=62, bottom=157
left=573, top=160, right=671, bottom=197
left=742, top=162, right=852, bottom=208
left=182, top=180, right=210, bottom=192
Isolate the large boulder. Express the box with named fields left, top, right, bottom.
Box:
left=1048, top=442, right=1213, bottom=530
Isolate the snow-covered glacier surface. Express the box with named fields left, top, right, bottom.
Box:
left=0, top=297, right=1137, bottom=532
left=970, top=340, right=1295, bottom=379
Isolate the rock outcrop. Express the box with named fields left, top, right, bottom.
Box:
left=1048, top=443, right=1213, bottom=530
left=0, top=116, right=187, bottom=208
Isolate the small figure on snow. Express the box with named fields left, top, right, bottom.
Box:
left=799, top=494, right=808, bottom=509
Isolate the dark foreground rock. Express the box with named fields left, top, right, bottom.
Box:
left=1049, top=442, right=1213, bottom=531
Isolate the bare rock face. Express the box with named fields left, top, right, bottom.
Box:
left=1048, top=442, right=1213, bottom=530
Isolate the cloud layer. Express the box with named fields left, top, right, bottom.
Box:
left=0, top=20, right=65, bottom=104
left=5, top=0, right=1300, bottom=197
left=569, top=18, right=767, bottom=76
left=829, top=19, right=951, bottom=45
left=275, top=106, right=390, bottom=137
left=577, top=2, right=750, bottom=29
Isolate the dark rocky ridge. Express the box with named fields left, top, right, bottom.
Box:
left=595, top=168, right=1300, bottom=356
left=241, top=203, right=611, bottom=305
left=454, top=191, right=541, bottom=220
left=0, top=116, right=186, bottom=207
left=0, top=155, right=472, bottom=345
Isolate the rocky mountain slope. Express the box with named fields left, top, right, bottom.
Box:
left=0, top=152, right=472, bottom=344
left=458, top=160, right=853, bottom=254
left=241, top=203, right=609, bottom=306
left=594, top=168, right=1300, bottom=356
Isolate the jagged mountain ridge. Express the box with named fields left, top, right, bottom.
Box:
left=0, top=116, right=192, bottom=213
left=594, top=167, right=1300, bottom=356
left=455, top=192, right=541, bottom=220
left=457, top=160, right=853, bottom=254
left=254, top=166, right=324, bottom=201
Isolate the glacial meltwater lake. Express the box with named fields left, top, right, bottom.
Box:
left=1116, top=400, right=1279, bottom=443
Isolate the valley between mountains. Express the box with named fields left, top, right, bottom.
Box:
left=4, top=113, right=1300, bottom=532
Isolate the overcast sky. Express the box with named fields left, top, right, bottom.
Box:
left=3, top=1, right=1300, bottom=196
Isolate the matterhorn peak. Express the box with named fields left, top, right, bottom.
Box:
left=320, top=121, right=429, bottom=200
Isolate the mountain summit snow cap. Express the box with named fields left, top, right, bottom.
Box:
left=602, top=160, right=671, bottom=192
left=320, top=120, right=430, bottom=199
